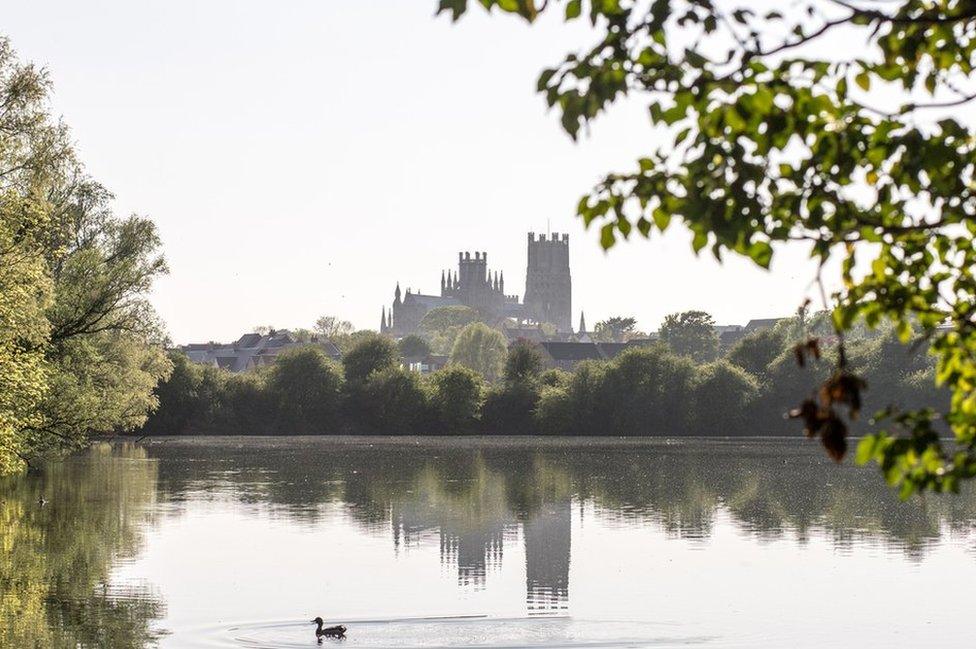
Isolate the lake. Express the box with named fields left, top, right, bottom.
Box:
left=2, top=436, right=974, bottom=648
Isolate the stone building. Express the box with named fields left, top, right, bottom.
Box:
left=381, top=232, right=572, bottom=336
left=524, top=232, right=572, bottom=333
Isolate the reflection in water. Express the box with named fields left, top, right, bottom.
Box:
left=524, top=501, right=571, bottom=613
left=0, top=444, right=163, bottom=648
left=148, top=438, right=976, bottom=613
left=4, top=437, right=976, bottom=647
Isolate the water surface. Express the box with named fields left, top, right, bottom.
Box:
left=3, top=437, right=974, bottom=648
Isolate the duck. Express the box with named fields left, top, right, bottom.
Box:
left=311, top=617, right=346, bottom=639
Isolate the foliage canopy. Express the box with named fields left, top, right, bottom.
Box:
left=437, top=0, right=976, bottom=496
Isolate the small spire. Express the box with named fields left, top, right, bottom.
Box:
left=381, top=306, right=387, bottom=333
left=395, top=282, right=402, bottom=304
left=499, top=271, right=504, bottom=293
left=579, top=311, right=587, bottom=334
left=441, top=270, right=446, bottom=294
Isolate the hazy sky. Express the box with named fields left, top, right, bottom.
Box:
left=5, top=1, right=826, bottom=343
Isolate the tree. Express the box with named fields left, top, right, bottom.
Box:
left=504, top=340, right=545, bottom=383
left=599, top=346, right=697, bottom=435
left=220, top=370, right=270, bottom=435
left=0, top=193, right=51, bottom=473
left=482, top=381, right=540, bottom=435
left=398, top=334, right=432, bottom=359
left=438, top=1, right=976, bottom=494
left=429, top=365, right=484, bottom=434
left=688, top=361, right=761, bottom=435
left=140, top=352, right=223, bottom=435
left=0, top=40, right=58, bottom=473
left=419, top=306, right=481, bottom=334
left=0, top=38, right=170, bottom=471
left=659, top=311, right=719, bottom=363
left=332, top=329, right=375, bottom=355
left=355, top=368, right=430, bottom=434
left=36, top=208, right=171, bottom=454
left=419, top=305, right=483, bottom=355
left=593, top=316, right=638, bottom=342
left=266, top=347, right=344, bottom=434
left=449, top=323, right=507, bottom=382
left=342, top=334, right=399, bottom=385
left=315, top=315, right=354, bottom=339
left=727, top=326, right=790, bottom=382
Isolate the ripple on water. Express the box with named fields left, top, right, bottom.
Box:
left=202, top=616, right=717, bottom=648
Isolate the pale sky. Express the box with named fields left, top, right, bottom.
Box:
left=4, top=0, right=826, bottom=344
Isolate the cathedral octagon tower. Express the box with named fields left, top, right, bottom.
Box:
left=523, top=233, right=572, bottom=333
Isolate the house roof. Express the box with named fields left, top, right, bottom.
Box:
left=320, top=341, right=342, bottom=359
left=540, top=342, right=605, bottom=361
left=744, top=318, right=784, bottom=332
left=235, top=333, right=262, bottom=348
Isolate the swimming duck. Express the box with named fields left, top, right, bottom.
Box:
left=311, top=617, right=346, bottom=639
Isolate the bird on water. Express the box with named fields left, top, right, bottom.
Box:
left=311, top=617, right=346, bottom=639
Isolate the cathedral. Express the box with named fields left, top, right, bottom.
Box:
left=381, top=232, right=572, bottom=336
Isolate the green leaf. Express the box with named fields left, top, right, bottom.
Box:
left=746, top=241, right=773, bottom=268
left=565, top=0, right=582, bottom=19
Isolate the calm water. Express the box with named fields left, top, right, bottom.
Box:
left=3, top=437, right=976, bottom=648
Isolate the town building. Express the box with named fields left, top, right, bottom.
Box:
left=179, top=330, right=341, bottom=372
left=539, top=340, right=651, bottom=371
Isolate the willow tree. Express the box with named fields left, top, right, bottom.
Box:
left=0, top=38, right=170, bottom=472
left=439, top=0, right=976, bottom=496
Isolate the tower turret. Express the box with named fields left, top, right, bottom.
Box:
left=579, top=311, right=586, bottom=334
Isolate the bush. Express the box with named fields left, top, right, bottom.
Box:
left=428, top=365, right=484, bottom=434
left=597, top=345, right=696, bottom=435
left=482, top=382, right=540, bottom=435
left=220, top=370, right=270, bottom=435
left=505, top=340, right=545, bottom=383
left=266, top=347, right=344, bottom=434
left=141, top=352, right=224, bottom=435
left=688, top=361, right=760, bottom=435
left=726, top=327, right=788, bottom=381
left=449, top=323, right=507, bottom=381
left=534, top=385, right=572, bottom=435
left=342, top=334, right=399, bottom=385
left=560, top=360, right=608, bottom=435
left=352, top=367, right=430, bottom=435
left=398, top=334, right=431, bottom=358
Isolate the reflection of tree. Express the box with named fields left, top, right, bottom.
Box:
left=0, top=444, right=164, bottom=648
left=146, top=438, right=976, bottom=570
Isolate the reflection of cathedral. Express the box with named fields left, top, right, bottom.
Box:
left=390, top=495, right=572, bottom=609
left=523, top=501, right=571, bottom=612
left=440, top=528, right=509, bottom=587
left=391, top=499, right=517, bottom=589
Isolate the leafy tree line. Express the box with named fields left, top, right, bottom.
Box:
left=139, top=313, right=945, bottom=437
left=0, top=39, right=170, bottom=474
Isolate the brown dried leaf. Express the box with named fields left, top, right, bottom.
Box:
left=820, top=415, right=848, bottom=463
